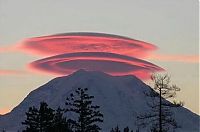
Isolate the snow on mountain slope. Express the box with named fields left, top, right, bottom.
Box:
left=0, top=70, right=199, bottom=132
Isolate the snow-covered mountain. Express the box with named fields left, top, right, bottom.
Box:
left=0, top=70, right=199, bottom=131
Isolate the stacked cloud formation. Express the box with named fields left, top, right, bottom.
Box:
left=19, top=32, right=164, bottom=80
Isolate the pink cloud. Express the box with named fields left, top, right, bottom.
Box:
left=0, top=47, right=8, bottom=53
left=0, top=45, right=18, bottom=53
left=28, top=52, right=164, bottom=80
left=0, top=70, right=25, bottom=75
left=5, top=32, right=166, bottom=80
left=0, top=107, right=10, bottom=115
left=148, top=54, right=199, bottom=63
left=17, top=32, right=157, bottom=58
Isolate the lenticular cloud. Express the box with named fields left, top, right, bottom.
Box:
left=19, top=32, right=157, bottom=57
left=28, top=52, right=163, bottom=79
left=21, top=32, right=164, bottom=80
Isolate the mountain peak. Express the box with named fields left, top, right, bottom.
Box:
left=73, top=68, right=88, bottom=74
left=71, top=69, right=139, bottom=80
left=0, top=70, right=199, bottom=132
left=72, top=69, right=109, bottom=76
left=68, top=69, right=115, bottom=81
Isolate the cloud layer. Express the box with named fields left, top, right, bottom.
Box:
left=148, top=54, right=199, bottom=63
left=18, top=32, right=157, bottom=58
left=16, top=32, right=165, bottom=79
left=0, top=70, right=21, bottom=75
left=28, top=52, right=163, bottom=80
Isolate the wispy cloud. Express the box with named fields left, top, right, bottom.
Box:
left=148, top=54, right=199, bottom=63
left=0, top=45, right=18, bottom=53
left=0, top=70, right=26, bottom=75
left=0, top=107, right=10, bottom=115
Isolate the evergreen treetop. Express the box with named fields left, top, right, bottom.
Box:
left=65, top=87, right=103, bottom=132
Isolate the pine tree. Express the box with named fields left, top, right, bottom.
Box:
left=38, top=102, right=55, bottom=131
left=123, top=127, right=129, bottom=132
left=65, top=88, right=103, bottom=132
left=22, top=106, right=39, bottom=131
left=110, top=128, right=115, bottom=132
left=22, top=102, right=54, bottom=132
left=1, top=129, right=6, bottom=132
left=51, top=107, right=72, bottom=132
left=110, top=126, right=133, bottom=132
left=110, top=126, right=120, bottom=132
left=136, top=74, right=183, bottom=132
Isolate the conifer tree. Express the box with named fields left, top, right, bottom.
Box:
left=22, top=106, right=39, bottom=131
left=65, top=88, right=103, bottom=132
left=136, top=74, right=183, bottom=132
left=123, top=127, right=129, bottom=132
left=51, top=107, right=72, bottom=132
left=22, top=102, right=54, bottom=132
left=110, top=126, right=134, bottom=132
left=1, top=129, right=6, bottom=132
left=110, top=128, right=115, bottom=132
left=110, top=126, right=120, bottom=132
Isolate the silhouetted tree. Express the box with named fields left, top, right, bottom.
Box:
left=1, top=129, right=6, bottom=132
left=136, top=74, right=183, bottom=132
left=65, top=88, right=103, bottom=132
left=110, top=126, right=134, bottom=132
left=51, top=107, right=73, bottom=132
left=110, top=126, right=120, bottom=132
left=22, top=102, right=73, bottom=132
left=22, top=105, right=40, bottom=131
left=22, top=102, right=54, bottom=132
left=123, top=127, right=129, bottom=132
left=110, top=128, right=115, bottom=132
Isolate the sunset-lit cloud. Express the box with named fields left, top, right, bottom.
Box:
left=28, top=52, right=164, bottom=80
left=2, top=32, right=197, bottom=80
left=15, top=32, right=163, bottom=79
left=17, top=32, right=157, bottom=57
left=148, top=54, right=199, bottom=63
left=0, top=48, right=4, bottom=52
left=0, top=45, right=18, bottom=53
left=0, top=70, right=19, bottom=75
left=0, top=47, right=9, bottom=53
left=0, top=69, right=28, bottom=76
left=0, top=108, right=10, bottom=115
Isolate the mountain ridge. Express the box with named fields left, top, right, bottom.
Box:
left=0, top=70, right=199, bottom=132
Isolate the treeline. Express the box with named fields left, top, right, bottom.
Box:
left=22, top=88, right=104, bottom=132
left=20, top=88, right=134, bottom=132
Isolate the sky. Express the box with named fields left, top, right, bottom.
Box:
left=0, top=0, right=199, bottom=115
